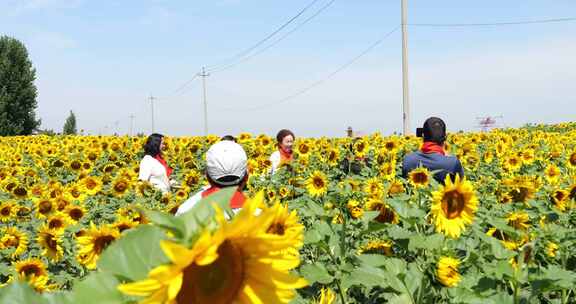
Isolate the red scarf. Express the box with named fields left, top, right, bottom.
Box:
left=421, top=142, right=446, bottom=156
left=154, top=154, right=173, bottom=177
left=279, top=146, right=293, bottom=163
left=201, top=186, right=246, bottom=209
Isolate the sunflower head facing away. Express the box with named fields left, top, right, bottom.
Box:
left=436, top=257, right=461, bottom=287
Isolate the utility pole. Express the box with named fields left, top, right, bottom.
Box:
left=401, top=0, right=411, bottom=135
left=129, top=114, right=135, bottom=136
left=199, top=67, right=210, bottom=136
left=149, top=95, right=156, bottom=133
left=114, top=120, right=120, bottom=136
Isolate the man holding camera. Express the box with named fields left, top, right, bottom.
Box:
left=402, top=117, right=464, bottom=184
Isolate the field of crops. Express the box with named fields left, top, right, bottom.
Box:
left=0, top=122, right=575, bottom=303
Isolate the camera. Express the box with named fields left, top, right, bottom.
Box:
left=416, top=127, right=424, bottom=138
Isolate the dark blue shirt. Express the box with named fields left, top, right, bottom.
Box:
left=402, top=151, right=464, bottom=184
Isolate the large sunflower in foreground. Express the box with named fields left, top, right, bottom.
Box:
left=436, top=257, right=461, bottom=287
left=431, top=175, right=478, bottom=238
left=118, top=192, right=308, bottom=304
left=76, top=223, right=120, bottom=269
left=305, top=171, right=328, bottom=197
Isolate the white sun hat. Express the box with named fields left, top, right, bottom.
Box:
left=205, top=141, right=248, bottom=186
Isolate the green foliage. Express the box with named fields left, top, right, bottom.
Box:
left=63, top=111, right=77, bottom=135
left=0, top=35, right=41, bottom=135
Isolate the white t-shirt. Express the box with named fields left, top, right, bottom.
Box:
left=138, top=155, right=170, bottom=193
left=175, top=185, right=210, bottom=216
left=269, top=150, right=282, bottom=174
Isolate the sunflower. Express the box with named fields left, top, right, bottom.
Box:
left=387, top=180, right=405, bottom=197
left=363, top=177, right=384, bottom=199
left=112, top=216, right=139, bottom=233
left=408, top=167, right=430, bottom=188
left=567, top=151, right=576, bottom=169
left=486, top=228, right=522, bottom=250
left=37, top=225, right=64, bottom=262
left=326, top=148, right=340, bottom=166
left=183, top=171, right=202, bottom=188
left=366, top=198, right=399, bottom=224
left=76, top=223, right=121, bottom=269
left=358, top=240, right=393, bottom=256
left=503, top=176, right=538, bottom=204
left=11, top=183, right=28, bottom=199
left=110, top=177, right=132, bottom=197
left=379, top=162, right=396, bottom=181
left=436, top=257, right=461, bottom=287
left=79, top=176, right=102, bottom=196
left=506, top=212, right=530, bottom=231
left=502, top=154, right=522, bottom=172
left=431, top=175, right=478, bottom=238
left=14, top=258, right=51, bottom=292
left=118, top=192, right=308, bottom=304
left=264, top=203, right=304, bottom=247
left=46, top=212, right=72, bottom=231
left=0, top=227, right=28, bottom=259
left=347, top=199, right=364, bottom=219
left=544, top=164, right=561, bottom=185
left=65, top=204, right=86, bottom=223
left=315, top=288, right=336, bottom=304
left=353, top=139, right=369, bottom=158
left=34, top=198, right=54, bottom=218
left=546, top=242, right=559, bottom=258
left=569, top=184, right=576, bottom=201
left=550, top=189, right=570, bottom=212
left=0, top=201, right=16, bottom=222
left=305, top=171, right=328, bottom=198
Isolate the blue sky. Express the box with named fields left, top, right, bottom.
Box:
left=1, top=0, right=575, bottom=136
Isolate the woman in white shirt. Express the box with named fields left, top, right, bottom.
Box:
left=138, top=133, right=172, bottom=193
left=269, top=129, right=295, bottom=174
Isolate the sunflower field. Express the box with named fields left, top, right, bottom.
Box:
left=1, top=122, right=576, bottom=303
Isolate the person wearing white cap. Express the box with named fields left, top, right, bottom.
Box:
left=175, top=140, right=249, bottom=216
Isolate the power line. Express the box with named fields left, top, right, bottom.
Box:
left=409, top=17, right=576, bottom=27
left=209, top=0, right=338, bottom=74
left=205, top=0, right=322, bottom=72
left=219, top=25, right=401, bottom=112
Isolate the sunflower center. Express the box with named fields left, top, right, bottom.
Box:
left=13, top=187, right=27, bottom=197
left=441, top=190, right=465, bottom=219
left=313, top=177, right=325, bottom=188
left=94, top=235, right=116, bottom=254
left=38, top=201, right=53, bottom=214
left=3, top=235, right=19, bottom=247
left=71, top=161, right=81, bottom=170
left=20, top=265, right=42, bottom=277
left=570, top=153, right=576, bottom=166
left=1, top=206, right=11, bottom=216
left=114, top=181, right=128, bottom=192
left=48, top=219, right=64, bottom=230
left=45, top=234, right=58, bottom=250
left=86, top=179, right=97, bottom=190
left=377, top=206, right=396, bottom=223
left=510, top=187, right=530, bottom=202
left=177, top=240, right=244, bottom=304
left=69, top=209, right=84, bottom=221
left=267, top=222, right=286, bottom=235
left=412, top=172, right=428, bottom=184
